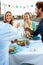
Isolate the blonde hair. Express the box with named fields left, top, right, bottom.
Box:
left=23, top=12, right=32, bottom=20
left=3, top=11, right=14, bottom=26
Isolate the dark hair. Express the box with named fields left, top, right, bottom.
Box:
left=36, top=1, right=43, bottom=11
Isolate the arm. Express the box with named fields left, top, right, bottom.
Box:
left=32, top=24, right=40, bottom=36
left=15, top=23, right=20, bottom=28
left=0, top=23, right=18, bottom=41
left=25, top=23, right=40, bottom=36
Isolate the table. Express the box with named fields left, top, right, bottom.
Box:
left=9, top=40, right=43, bottom=65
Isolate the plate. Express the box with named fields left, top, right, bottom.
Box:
left=9, top=46, right=16, bottom=53
left=18, top=39, right=25, bottom=46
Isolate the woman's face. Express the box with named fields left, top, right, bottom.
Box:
left=24, top=14, right=30, bottom=21
left=5, top=12, right=12, bottom=23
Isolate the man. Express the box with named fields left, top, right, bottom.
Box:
left=32, top=1, right=43, bottom=42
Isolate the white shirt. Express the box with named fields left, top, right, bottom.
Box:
left=0, top=23, right=17, bottom=65
left=0, top=23, right=24, bottom=65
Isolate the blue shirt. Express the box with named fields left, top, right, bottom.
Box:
left=33, top=18, right=43, bottom=42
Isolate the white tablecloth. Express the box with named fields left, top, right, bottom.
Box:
left=9, top=40, right=43, bottom=65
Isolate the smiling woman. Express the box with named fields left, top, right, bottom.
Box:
left=3, top=11, right=14, bottom=25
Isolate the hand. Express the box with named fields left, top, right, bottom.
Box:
left=25, top=27, right=29, bottom=31
left=16, top=23, right=20, bottom=28
left=11, top=40, right=15, bottom=43
left=25, top=27, right=33, bottom=34
left=25, top=31, right=31, bottom=37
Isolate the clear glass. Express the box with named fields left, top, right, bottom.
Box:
left=25, top=38, right=30, bottom=48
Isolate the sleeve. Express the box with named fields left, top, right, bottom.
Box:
left=0, top=23, right=18, bottom=41
left=33, top=24, right=40, bottom=36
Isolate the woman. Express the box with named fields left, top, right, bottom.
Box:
left=0, top=11, right=20, bottom=65
left=3, top=11, right=24, bottom=38
left=0, top=20, right=17, bottom=65
left=3, top=11, right=24, bottom=46
left=23, top=12, right=36, bottom=31
left=3, top=11, right=18, bottom=42
left=3, top=11, right=21, bottom=28
left=23, top=12, right=36, bottom=37
left=3, top=11, right=14, bottom=26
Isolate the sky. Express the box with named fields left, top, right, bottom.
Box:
left=1, top=0, right=43, bottom=15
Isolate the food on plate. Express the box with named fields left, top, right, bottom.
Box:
left=9, top=46, right=16, bottom=53
left=11, top=39, right=18, bottom=43
left=18, top=39, right=25, bottom=46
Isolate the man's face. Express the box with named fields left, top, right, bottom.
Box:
left=35, top=6, right=41, bottom=17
